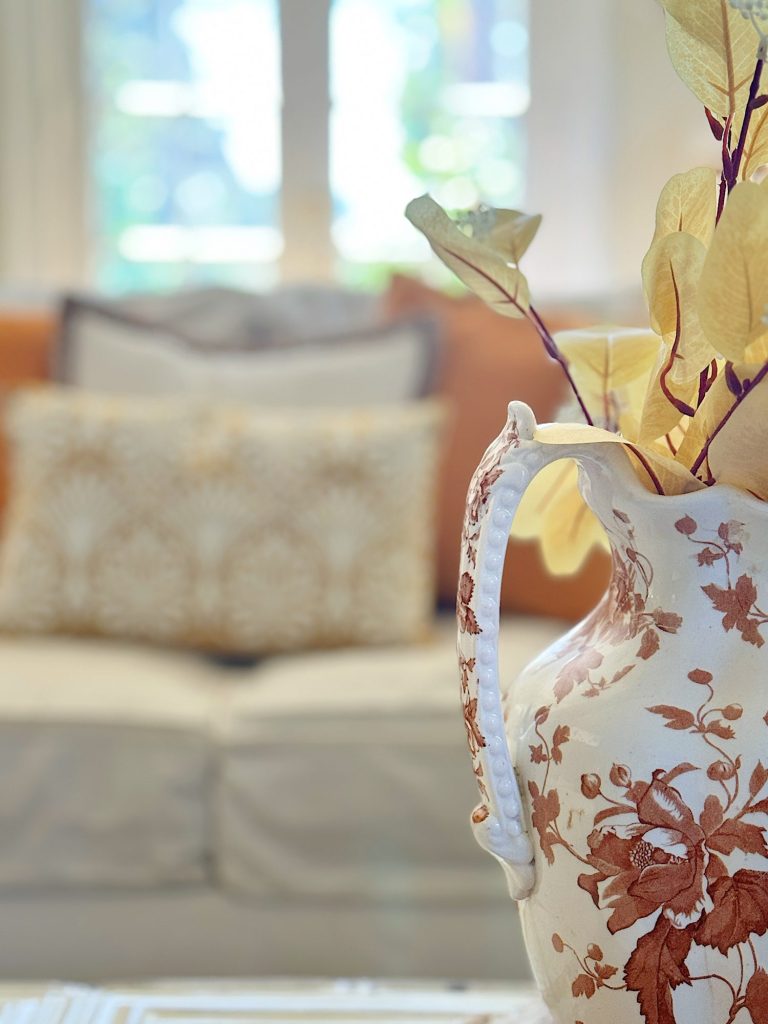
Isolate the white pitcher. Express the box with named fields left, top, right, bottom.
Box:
left=459, top=401, right=768, bottom=1024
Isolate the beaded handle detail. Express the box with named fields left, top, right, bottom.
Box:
left=457, top=401, right=568, bottom=900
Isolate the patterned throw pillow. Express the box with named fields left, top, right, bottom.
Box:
left=0, top=390, right=444, bottom=653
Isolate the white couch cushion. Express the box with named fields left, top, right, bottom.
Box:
left=0, top=615, right=562, bottom=898
left=0, top=637, right=222, bottom=888
left=216, top=615, right=562, bottom=906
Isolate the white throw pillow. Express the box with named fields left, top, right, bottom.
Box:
left=57, top=296, right=438, bottom=405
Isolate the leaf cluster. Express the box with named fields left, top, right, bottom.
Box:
left=405, top=0, right=768, bottom=575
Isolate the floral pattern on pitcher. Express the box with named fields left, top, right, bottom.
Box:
left=676, top=515, right=768, bottom=648
left=520, top=518, right=768, bottom=1024
left=545, top=507, right=683, bottom=702
left=454, top=391, right=768, bottom=1024
left=460, top=410, right=523, bottom=578
left=535, top=670, right=768, bottom=1023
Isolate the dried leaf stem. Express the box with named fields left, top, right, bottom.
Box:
left=660, top=265, right=696, bottom=417
left=624, top=444, right=665, bottom=495
left=698, top=360, right=718, bottom=407
left=728, top=52, right=766, bottom=189
left=528, top=305, right=595, bottom=427
left=443, top=244, right=594, bottom=427
left=716, top=171, right=728, bottom=223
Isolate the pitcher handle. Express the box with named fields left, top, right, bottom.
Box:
left=457, top=401, right=582, bottom=901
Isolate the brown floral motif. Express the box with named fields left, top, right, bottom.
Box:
left=527, top=779, right=561, bottom=866
left=526, top=706, right=574, bottom=865
left=529, top=704, right=570, bottom=768
left=745, top=971, right=768, bottom=1024
left=551, top=933, right=621, bottom=1001
left=456, top=415, right=523, bottom=786
left=624, top=915, right=694, bottom=1024
left=457, top=572, right=481, bottom=635
left=462, top=694, right=484, bottom=758
left=530, top=669, right=768, bottom=1023
left=696, top=870, right=768, bottom=953
left=472, top=760, right=489, bottom=803
left=551, top=508, right=682, bottom=702
left=459, top=652, right=487, bottom=793
left=677, top=516, right=768, bottom=647
left=460, top=415, right=522, bottom=583
left=703, top=576, right=766, bottom=647
left=577, top=773, right=711, bottom=934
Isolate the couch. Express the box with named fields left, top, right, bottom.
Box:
left=0, top=283, right=596, bottom=982
left=0, top=616, right=563, bottom=982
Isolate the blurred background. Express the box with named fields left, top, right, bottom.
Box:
left=0, top=0, right=712, bottom=299
left=0, top=0, right=719, bottom=990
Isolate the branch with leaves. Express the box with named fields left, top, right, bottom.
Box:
left=404, top=197, right=594, bottom=427
left=405, top=0, right=768, bottom=575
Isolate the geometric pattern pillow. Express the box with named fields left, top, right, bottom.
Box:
left=0, top=389, right=444, bottom=654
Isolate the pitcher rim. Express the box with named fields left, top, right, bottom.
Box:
left=535, top=420, right=768, bottom=519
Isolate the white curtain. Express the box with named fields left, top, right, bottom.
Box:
left=0, top=0, right=87, bottom=290
left=279, top=0, right=334, bottom=282
left=525, top=0, right=714, bottom=301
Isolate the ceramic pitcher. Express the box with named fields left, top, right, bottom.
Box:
left=458, top=401, right=768, bottom=1024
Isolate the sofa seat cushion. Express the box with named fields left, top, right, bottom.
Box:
left=217, top=614, right=562, bottom=906
left=0, top=636, right=221, bottom=889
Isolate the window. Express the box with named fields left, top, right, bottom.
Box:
left=87, top=0, right=281, bottom=292
left=330, top=0, right=529, bottom=286
left=86, top=0, right=528, bottom=292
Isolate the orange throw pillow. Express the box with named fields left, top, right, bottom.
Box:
left=384, top=275, right=610, bottom=622
left=0, top=310, right=57, bottom=516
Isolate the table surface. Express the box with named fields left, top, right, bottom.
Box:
left=0, top=979, right=553, bottom=1024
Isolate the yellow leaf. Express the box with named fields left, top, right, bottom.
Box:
left=742, top=101, right=768, bottom=179
left=744, top=334, right=768, bottom=363
left=643, top=232, right=712, bottom=380
left=638, top=350, right=699, bottom=444
left=405, top=195, right=530, bottom=317
left=618, top=370, right=664, bottom=442
left=555, top=326, right=661, bottom=431
left=512, top=460, right=609, bottom=576
left=485, top=210, right=542, bottom=265
left=705, top=365, right=768, bottom=497
left=639, top=232, right=716, bottom=443
left=675, top=369, right=732, bottom=473
left=660, top=0, right=758, bottom=121
left=697, top=180, right=768, bottom=360
left=651, top=168, right=718, bottom=249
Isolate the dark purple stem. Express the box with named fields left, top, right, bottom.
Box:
left=625, top=444, right=665, bottom=495
left=440, top=246, right=594, bottom=427
left=660, top=265, right=696, bottom=417
left=528, top=304, right=594, bottom=426
left=716, top=171, right=728, bottom=223
left=698, top=360, right=718, bottom=407
left=728, top=54, right=765, bottom=189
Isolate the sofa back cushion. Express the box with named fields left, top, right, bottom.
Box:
left=0, top=389, right=444, bottom=654
left=66, top=284, right=379, bottom=349
left=57, top=296, right=438, bottom=405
